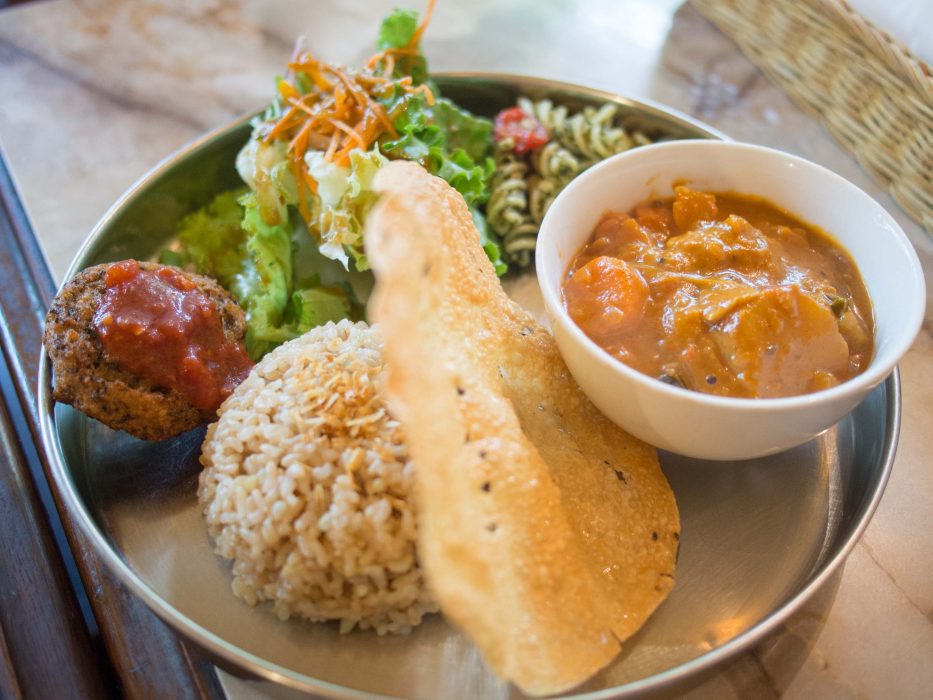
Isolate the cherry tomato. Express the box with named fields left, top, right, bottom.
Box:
left=493, top=107, right=549, bottom=154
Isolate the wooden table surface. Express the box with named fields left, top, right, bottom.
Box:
left=0, top=1, right=930, bottom=698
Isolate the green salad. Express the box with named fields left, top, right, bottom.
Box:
left=163, top=5, right=656, bottom=360
left=163, top=7, right=501, bottom=359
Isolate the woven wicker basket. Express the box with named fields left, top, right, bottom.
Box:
left=691, top=0, right=932, bottom=236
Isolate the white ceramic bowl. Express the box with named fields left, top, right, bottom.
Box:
left=536, top=140, right=925, bottom=460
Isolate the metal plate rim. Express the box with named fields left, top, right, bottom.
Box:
left=37, top=73, right=894, bottom=699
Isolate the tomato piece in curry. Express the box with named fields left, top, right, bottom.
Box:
left=562, top=186, right=874, bottom=398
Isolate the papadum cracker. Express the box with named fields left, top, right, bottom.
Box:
left=366, top=161, right=680, bottom=695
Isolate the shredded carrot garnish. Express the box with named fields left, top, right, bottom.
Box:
left=412, top=83, right=435, bottom=106
left=258, top=1, right=437, bottom=226
left=380, top=52, right=395, bottom=79
left=406, top=0, right=435, bottom=50
left=324, top=129, right=341, bottom=162
left=277, top=79, right=300, bottom=102
left=290, top=158, right=311, bottom=224
left=329, top=118, right=365, bottom=148
left=370, top=100, right=397, bottom=137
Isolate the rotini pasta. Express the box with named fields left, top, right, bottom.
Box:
left=517, top=98, right=650, bottom=164
left=530, top=141, right=581, bottom=184
left=487, top=98, right=655, bottom=267
left=487, top=144, right=539, bottom=267
left=528, top=175, right=560, bottom=226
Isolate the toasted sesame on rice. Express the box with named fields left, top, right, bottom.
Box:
left=197, top=319, right=437, bottom=634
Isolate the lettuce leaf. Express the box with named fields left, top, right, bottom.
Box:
left=471, top=206, right=507, bottom=276
left=168, top=188, right=249, bottom=284
left=381, top=94, right=504, bottom=272
left=235, top=192, right=294, bottom=358
left=382, top=96, right=494, bottom=208
left=430, top=98, right=494, bottom=163
left=235, top=138, right=295, bottom=228
left=286, top=286, right=354, bottom=329
left=236, top=133, right=389, bottom=273
left=312, top=148, right=389, bottom=271
left=376, top=9, right=427, bottom=84
left=246, top=286, right=355, bottom=348
left=377, top=8, right=418, bottom=49
left=166, top=189, right=361, bottom=360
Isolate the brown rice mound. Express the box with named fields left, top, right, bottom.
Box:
left=197, top=320, right=437, bottom=634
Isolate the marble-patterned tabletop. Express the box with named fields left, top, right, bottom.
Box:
left=1, top=1, right=930, bottom=698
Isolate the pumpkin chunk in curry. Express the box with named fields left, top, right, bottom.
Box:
left=563, top=186, right=873, bottom=398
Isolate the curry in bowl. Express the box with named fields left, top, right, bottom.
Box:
left=562, top=186, right=873, bottom=398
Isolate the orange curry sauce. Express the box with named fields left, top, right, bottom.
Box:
left=93, top=260, right=253, bottom=412
left=562, top=187, right=874, bottom=398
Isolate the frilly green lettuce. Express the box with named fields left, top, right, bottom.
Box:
left=236, top=136, right=388, bottom=272
left=236, top=192, right=293, bottom=358
left=381, top=95, right=494, bottom=208
left=380, top=95, right=506, bottom=274
left=235, top=138, right=295, bottom=228
left=471, top=207, right=507, bottom=277
left=167, top=188, right=248, bottom=283
left=166, top=190, right=360, bottom=360
left=376, top=9, right=427, bottom=84
left=309, top=148, right=388, bottom=271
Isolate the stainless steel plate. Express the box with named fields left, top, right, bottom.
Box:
left=38, top=74, right=896, bottom=699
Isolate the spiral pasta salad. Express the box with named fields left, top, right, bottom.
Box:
left=488, top=98, right=654, bottom=267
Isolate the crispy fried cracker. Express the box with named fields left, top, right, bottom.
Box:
left=366, top=162, right=680, bottom=695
